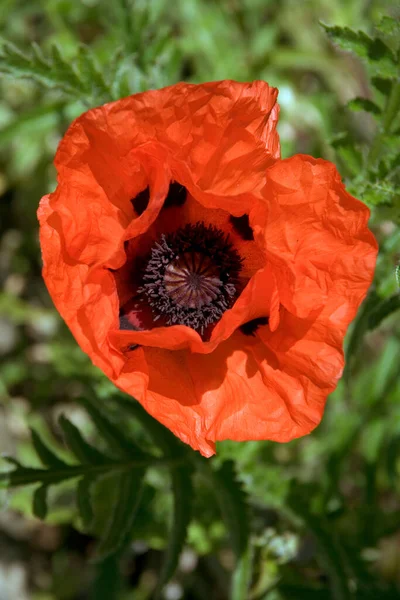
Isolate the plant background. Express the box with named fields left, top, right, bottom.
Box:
left=0, top=1, right=400, bottom=599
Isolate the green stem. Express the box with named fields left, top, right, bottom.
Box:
left=367, top=80, right=400, bottom=168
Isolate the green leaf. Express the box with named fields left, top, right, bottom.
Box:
left=30, top=428, right=69, bottom=470
left=0, top=101, right=66, bottom=146
left=4, top=465, right=79, bottom=487
left=207, top=460, right=251, bottom=599
left=155, top=468, right=193, bottom=595
left=77, top=475, right=96, bottom=528
left=213, top=460, right=249, bottom=558
left=287, top=483, right=352, bottom=600
left=339, top=147, right=364, bottom=177
left=58, top=415, right=113, bottom=465
left=110, top=59, right=133, bottom=99
left=231, top=544, right=254, bottom=600
left=361, top=181, right=399, bottom=206
left=49, top=44, right=83, bottom=91
left=108, top=395, right=192, bottom=590
left=0, top=40, right=112, bottom=104
left=33, top=484, right=49, bottom=520
left=1, top=458, right=156, bottom=489
left=80, top=397, right=144, bottom=459
left=347, top=97, right=382, bottom=115
left=332, top=135, right=363, bottom=177
left=367, top=294, right=400, bottom=330
left=109, top=395, right=185, bottom=458
left=396, top=265, right=400, bottom=289
left=90, top=555, right=122, bottom=600
left=375, top=15, right=400, bottom=53
left=76, top=46, right=111, bottom=101
left=321, top=23, right=398, bottom=79
left=1, top=456, right=22, bottom=469
left=94, top=469, right=145, bottom=562
left=322, top=23, right=371, bottom=55
left=371, top=76, right=393, bottom=95
left=0, top=41, right=78, bottom=96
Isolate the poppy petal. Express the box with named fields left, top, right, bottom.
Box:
left=49, top=80, right=279, bottom=270
left=258, top=155, right=378, bottom=319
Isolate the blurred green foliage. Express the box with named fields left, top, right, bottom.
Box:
left=0, top=1, right=400, bottom=599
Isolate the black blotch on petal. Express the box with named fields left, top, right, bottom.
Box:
left=131, top=187, right=150, bottom=216
left=163, top=182, right=187, bottom=209
left=230, top=214, right=254, bottom=241
left=119, top=316, right=140, bottom=351
left=240, top=317, right=269, bottom=336
left=119, top=315, right=140, bottom=331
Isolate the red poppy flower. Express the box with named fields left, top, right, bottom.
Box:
left=38, top=80, right=377, bottom=457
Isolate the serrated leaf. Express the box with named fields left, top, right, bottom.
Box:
left=30, top=428, right=69, bottom=469
left=77, top=475, right=96, bottom=528
left=1, top=456, right=22, bottom=468
left=33, top=484, right=49, bottom=519
left=396, top=265, right=400, bottom=289
left=110, top=60, right=132, bottom=99
left=367, top=294, right=400, bottom=330
left=321, top=23, right=398, bottom=79
left=0, top=41, right=75, bottom=94
left=347, top=97, right=382, bottom=115
left=80, top=398, right=144, bottom=459
left=155, top=468, right=193, bottom=596
left=362, top=181, right=399, bottom=206
left=0, top=40, right=110, bottom=103
left=94, top=469, right=145, bottom=562
left=58, top=415, right=113, bottom=465
left=371, top=76, right=393, bottom=96
left=145, top=27, right=174, bottom=64
left=6, top=465, right=86, bottom=487
left=50, top=44, right=83, bottom=91
left=109, top=395, right=184, bottom=458
left=31, top=42, right=48, bottom=66
left=375, top=16, right=400, bottom=53
left=76, top=46, right=111, bottom=101
left=322, top=23, right=372, bottom=55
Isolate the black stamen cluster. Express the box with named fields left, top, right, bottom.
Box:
left=139, top=222, right=243, bottom=333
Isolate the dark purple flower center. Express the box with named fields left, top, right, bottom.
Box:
left=139, top=222, right=242, bottom=333
left=164, top=252, right=222, bottom=309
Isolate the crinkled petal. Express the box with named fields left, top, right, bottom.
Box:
left=48, top=80, right=280, bottom=267
left=257, top=155, right=378, bottom=318
left=38, top=195, right=124, bottom=378
left=125, top=286, right=367, bottom=455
